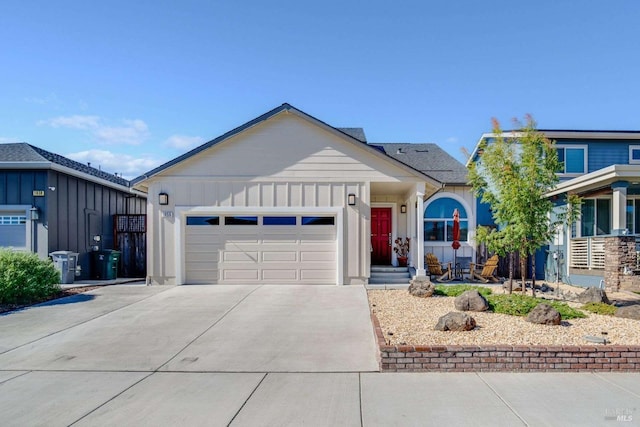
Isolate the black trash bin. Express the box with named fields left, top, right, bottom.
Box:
left=49, top=251, right=79, bottom=284
left=91, top=250, right=121, bottom=280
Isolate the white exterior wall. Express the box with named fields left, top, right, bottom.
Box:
left=145, top=113, right=426, bottom=285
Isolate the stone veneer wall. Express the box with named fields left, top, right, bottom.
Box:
left=604, top=236, right=640, bottom=292
left=371, top=312, right=640, bottom=372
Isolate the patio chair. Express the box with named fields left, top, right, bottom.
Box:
left=469, top=254, right=500, bottom=283
left=425, top=253, right=453, bottom=282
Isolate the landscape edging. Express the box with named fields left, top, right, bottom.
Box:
left=371, top=311, right=640, bottom=372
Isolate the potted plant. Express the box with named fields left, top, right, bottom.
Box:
left=394, top=237, right=410, bottom=267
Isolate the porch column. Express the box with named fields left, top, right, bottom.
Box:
left=611, top=181, right=629, bottom=234
left=415, top=186, right=426, bottom=277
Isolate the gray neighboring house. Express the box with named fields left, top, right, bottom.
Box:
left=0, top=143, right=146, bottom=279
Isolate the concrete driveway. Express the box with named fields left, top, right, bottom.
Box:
left=1, top=284, right=639, bottom=426
left=0, top=284, right=379, bottom=373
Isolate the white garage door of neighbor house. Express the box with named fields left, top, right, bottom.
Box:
left=0, top=213, right=27, bottom=249
left=184, top=214, right=337, bottom=284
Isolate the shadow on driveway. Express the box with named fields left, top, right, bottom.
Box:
left=1, top=294, right=96, bottom=317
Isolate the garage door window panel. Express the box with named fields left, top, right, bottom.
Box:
left=186, top=216, right=219, bottom=225
left=263, top=216, right=297, bottom=225
left=301, top=216, right=335, bottom=225
left=224, top=216, right=258, bottom=225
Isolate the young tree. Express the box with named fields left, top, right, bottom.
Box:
left=468, top=116, right=579, bottom=295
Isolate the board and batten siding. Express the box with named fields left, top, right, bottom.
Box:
left=145, top=112, right=427, bottom=285
left=46, top=171, right=146, bottom=279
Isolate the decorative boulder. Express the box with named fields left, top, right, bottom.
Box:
left=454, top=289, right=489, bottom=312
left=408, top=278, right=435, bottom=298
left=435, top=312, right=476, bottom=331
left=526, top=303, right=561, bottom=325
left=615, top=305, right=640, bottom=320
left=577, top=287, right=610, bottom=304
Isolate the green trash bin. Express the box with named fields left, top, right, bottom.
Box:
left=91, top=250, right=121, bottom=280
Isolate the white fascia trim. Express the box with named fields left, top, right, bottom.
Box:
left=547, top=165, right=640, bottom=197
left=465, top=132, right=522, bottom=168
left=173, top=206, right=344, bottom=286
left=543, top=131, right=640, bottom=140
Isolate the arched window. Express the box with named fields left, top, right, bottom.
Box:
left=424, top=197, right=469, bottom=242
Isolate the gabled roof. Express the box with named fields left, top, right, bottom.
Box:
left=0, top=142, right=130, bottom=188
left=131, top=103, right=441, bottom=187
left=372, top=143, right=468, bottom=185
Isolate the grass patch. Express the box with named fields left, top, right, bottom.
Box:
left=486, top=294, right=586, bottom=319
left=581, top=302, right=618, bottom=316
left=434, top=284, right=493, bottom=297
left=486, top=294, right=539, bottom=316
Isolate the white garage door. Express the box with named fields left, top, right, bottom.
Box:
left=0, top=213, right=27, bottom=249
left=184, top=214, right=337, bottom=284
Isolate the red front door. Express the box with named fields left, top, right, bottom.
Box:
left=371, top=208, right=392, bottom=265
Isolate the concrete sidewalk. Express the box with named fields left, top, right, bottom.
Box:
left=1, top=371, right=638, bottom=426
left=0, top=285, right=638, bottom=426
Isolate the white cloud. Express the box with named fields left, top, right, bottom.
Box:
left=38, top=115, right=149, bottom=145
left=164, top=134, right=205, bottom=150
left=66, top=149, right=163, bottom=180
left=39, top=115, right=101, bottom=130
left=93, top=119, right=149, bottom=146
left=446, top=136, right=459, bottom=143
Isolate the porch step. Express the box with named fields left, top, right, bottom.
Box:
left=369, top=266, right=411, bottom=285
left=371, top=266, right=410, bottom=273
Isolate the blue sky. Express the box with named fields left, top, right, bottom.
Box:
left=1, top=1, right=639, bottom=179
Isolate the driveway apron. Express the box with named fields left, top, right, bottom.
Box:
left=163, top=285, right=379, bottom=372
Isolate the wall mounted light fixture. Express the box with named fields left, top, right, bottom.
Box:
left=347, top=193, right=356, bottom=206
left=400, top=204, right=407, bottom=214
left=30, top=206, right=40, bottom=221
left=159, top=192, right=169, bottom=205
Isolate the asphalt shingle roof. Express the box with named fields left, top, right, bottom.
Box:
left=0, top=143, right=130, bottom=187
left=336, top=127, right=367, bottom=143
left=372, top=143, right=469, bottom=185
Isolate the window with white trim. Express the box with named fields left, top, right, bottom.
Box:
left=424, top=198, right=468, bottom=242
left=629, top=146, right=640, bottom=164
left=556, top=145, right=587, bottom=175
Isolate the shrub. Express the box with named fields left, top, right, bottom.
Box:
left=434, top=284, right=493, bottom=297
left=546, top=300, right=587, bottom=319
left=0, top=249, right=61, bottom=305
left=581, top=302, right=618, bottom=316
left=486, top=294, right=539, bottom=316
left=486, top=294, right=586, bottom=319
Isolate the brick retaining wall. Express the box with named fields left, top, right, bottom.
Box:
left=371, top=312, right=640, bottom=372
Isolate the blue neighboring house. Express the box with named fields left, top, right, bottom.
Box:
left=468, top=130, right=640, bottom=289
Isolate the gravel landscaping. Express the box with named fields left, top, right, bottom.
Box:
left=368, top=283, right=640, bottom=347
